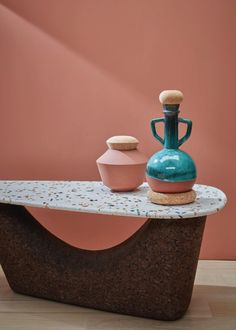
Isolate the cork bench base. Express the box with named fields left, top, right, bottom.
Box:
left=0, top=203, right=206, bottom=321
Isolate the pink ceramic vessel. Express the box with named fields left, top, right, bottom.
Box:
left=96, top=136, right=148, bottom=192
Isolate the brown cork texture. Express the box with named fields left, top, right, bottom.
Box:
left=0, top=203, right=206, bottom=320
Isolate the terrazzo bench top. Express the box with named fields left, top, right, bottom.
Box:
left=0, top=181, right=226, bottom=219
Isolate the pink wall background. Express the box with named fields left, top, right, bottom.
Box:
left=0, top=0, right=235, bottom=259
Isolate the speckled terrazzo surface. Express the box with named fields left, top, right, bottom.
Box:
left=0, top=181, right=226, bottom=219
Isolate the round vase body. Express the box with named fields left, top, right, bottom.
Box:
left=97, top=148, right=148, bottom=192
left=146, top=149, right=197, bottom=193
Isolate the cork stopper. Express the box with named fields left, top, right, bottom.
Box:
left=106, top=136, right=139, bottom=151
left=159, top=90, right=184, bottom=105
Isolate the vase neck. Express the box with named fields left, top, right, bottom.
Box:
left=163, top=105, right=179, bottom=149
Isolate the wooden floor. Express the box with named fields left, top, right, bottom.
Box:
left=0, top=261, right=235, bottom=329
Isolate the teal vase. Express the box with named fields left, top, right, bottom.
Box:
left=146, top=90, right=197, bottom=193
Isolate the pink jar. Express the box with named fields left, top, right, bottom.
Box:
left=96, top=136, right=148, bottom=192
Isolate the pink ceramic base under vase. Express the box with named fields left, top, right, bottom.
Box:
left=96, top=136, right=148, bottom=192
left=146, top=175, right=196, bottom=193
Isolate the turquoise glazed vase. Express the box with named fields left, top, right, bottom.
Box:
left=146, top=90, right=197, bottom=193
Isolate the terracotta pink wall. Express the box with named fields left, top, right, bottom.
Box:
left=0, top=0, right=235, bottom=259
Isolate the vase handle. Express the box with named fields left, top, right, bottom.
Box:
left=150, top=118, right=165, bottom=145
left=178, top=118, right=192, bottom=147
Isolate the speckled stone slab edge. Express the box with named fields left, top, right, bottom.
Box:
left=0, top=181, right=227, bottom=219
